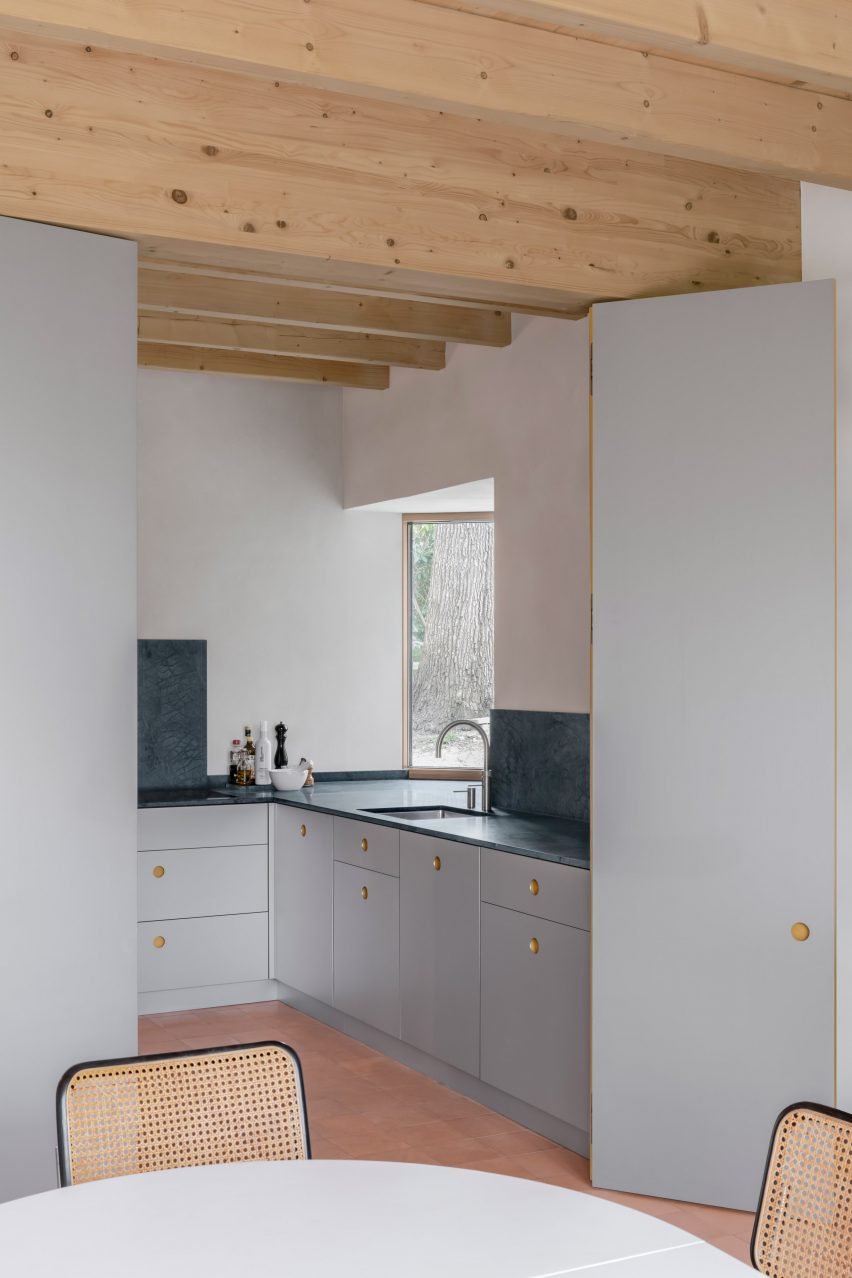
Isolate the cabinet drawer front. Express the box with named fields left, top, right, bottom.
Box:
left=481, top=849, right=589, bottom=931
left=481, top=903, right=589, bottom=1130
left=138, top=845, right=268, bottom=922
left=400, top=832, right=480, bottom=1076
left=333, top=861, right=400, bottom=1037
left=138, top=804, right=268, bottom=852
left=334, top=817, right=399, bottom=877
left=275, top=804, right=333, bottom=850
left=138, top=913, right=269, bottom=992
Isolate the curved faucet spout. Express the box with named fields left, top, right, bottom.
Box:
left=435, top=719, right=491, bottom=813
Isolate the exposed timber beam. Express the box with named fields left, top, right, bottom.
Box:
left=0, top=1, right=850, bottom=185
left=138, top=342, right=390, bottom=388
left=138, top=313, right=446, bottom=369
left=0, top=31, right=801, bottom=313
left=430, top=1, right=852, bottom=98
left=139, top=272, right=507, bottom=346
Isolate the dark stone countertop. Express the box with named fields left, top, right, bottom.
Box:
left=138, top=778, right=590, bottom=869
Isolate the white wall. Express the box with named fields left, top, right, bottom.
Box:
left=802, top=184, right=852, bottom=1110
left=343, top=316, right=590, bottom=713
left=0, top=218, right=138, bottom=1200
left=138, top=371, right=401, bottom=773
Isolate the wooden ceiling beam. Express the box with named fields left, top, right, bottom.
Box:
left=0, top=0, right=850, bottom=184
left=0, top=30, right=801, bottom=312
left=139, top=272, right=507, bottom=346
left=138, top=313, right=446, bottom=369
left=436, top=0, right=852, bottom=98
left=138, top=342, right=390, bottom=388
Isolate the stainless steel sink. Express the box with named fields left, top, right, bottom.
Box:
left=365, top=806, right=481, bottom=821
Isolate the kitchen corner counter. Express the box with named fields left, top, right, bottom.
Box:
left=137, top=779, right=590, bottom=869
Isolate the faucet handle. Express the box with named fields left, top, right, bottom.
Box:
left=452, top=784, right=481, bottom=810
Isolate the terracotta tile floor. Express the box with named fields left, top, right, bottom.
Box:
left=139, top=1001, right=755, bottom=1266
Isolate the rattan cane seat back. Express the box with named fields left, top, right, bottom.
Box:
left=751, top=1102, right=852, bottom=1277
left=57, top=1041, right=310, bottom=1187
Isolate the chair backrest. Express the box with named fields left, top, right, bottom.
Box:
left=752, top=1102, right=852, bottom=1276
left=56, top=1041, right=310, bottom=1186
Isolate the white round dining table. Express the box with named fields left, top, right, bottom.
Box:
left=0, top=1160, right=751, bottom=1277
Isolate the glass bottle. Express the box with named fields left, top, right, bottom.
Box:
left=243, top=725, right=256, bottom=786
left=235, top=725, right=255, bottom=782
left=228, top=738, right=242, bottom=784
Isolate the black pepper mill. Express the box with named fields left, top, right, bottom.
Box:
left=274, top=722, right=289, bottom=769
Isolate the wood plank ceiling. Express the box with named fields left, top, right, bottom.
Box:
left=0, top=0, right=843, bottom=387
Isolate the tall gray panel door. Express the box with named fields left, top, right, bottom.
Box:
left=591, top=280, right=836, bottom=1211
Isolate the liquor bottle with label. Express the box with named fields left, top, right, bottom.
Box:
left=228, top=738, right=242, bottom=784
left=235, top=725, right=256, bottom=786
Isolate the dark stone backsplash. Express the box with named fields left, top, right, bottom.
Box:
left=490, top=709, right=589, bottom=822
left=138, top=639, right=207, bottom=792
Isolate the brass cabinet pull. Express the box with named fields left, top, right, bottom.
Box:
left=299, top=823, right=307, bottom=838
left=433, top=855, right=442, bottom=871
left=529, top=937, right=540, bottom=955
left=360, top=885, right=369, bottom=900
left=152, top=865, right=165, bottom=879
left=153, top=935, right=166, bottom=949
left=791, top=922, right=811, bottom=942
left=361, top=837, right=369, bottom=852
left=529, top=878, right=539, bottom=896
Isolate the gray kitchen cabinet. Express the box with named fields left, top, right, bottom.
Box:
left=138, top=803, right=267, bottom=851
left=334, top=861, right=400, bottom=1038
left=274, top=805, right=334, bottom=1004
left=482, top=848, right=589, bottom=931
left=592, top=281, right=836, bottom=1208
left=481, top=902, right=589, bottom=1132
left=334, top=816, right=399, bottom=877
left=399, top=832, right=480, bottom=1076
left=139, top=913, right=269, bottom=993
left=138, top=844, right=268, bottom=922
left=137, top=804, right=271, bottom=1003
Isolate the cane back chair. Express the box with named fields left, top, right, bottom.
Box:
left=751, top=1102, right=852, bottom=1276
left=56, top=1041, right=310, bottom=1187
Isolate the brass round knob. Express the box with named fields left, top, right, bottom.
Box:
left=360, top=886, right=369, bottom=900
left=529, top=878, right=539, bottom=896
left=529, top=937, right=540, bottom=955
left=153, top=935, right=166, bottom=949
left=433, top=855, right=442, bottom=871
left=299, top=824, right=307, bottom=838
left=152, top=865, right=165, bottom=879
left=361, top=838, right=369, bottom=852
left=791, top=922, right=811, bottom=942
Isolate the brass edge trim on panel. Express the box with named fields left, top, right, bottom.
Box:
left=588, top=306, right=594, bottom=1168
left=834, top=279, right=838, bottom=1108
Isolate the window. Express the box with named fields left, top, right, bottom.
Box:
left=404, top=513, right=495, bottom=770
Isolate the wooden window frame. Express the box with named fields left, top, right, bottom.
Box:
left=402, top=511, right=495, bottom=779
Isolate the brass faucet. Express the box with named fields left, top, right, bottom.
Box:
left=436, top=719, right=491, bottom=813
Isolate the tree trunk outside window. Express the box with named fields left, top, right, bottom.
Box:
left=411, top=520, right=494, bottom=737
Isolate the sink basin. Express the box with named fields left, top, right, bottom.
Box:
left=365, top=806, right=482, bottom=821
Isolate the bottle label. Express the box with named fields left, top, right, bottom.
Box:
left=256, top=740, right=271, bottom=785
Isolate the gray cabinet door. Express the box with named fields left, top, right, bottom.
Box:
left=400, top=832, right=480, bottom=1076
left=480, top=903, right=589, bottom=1131
left=273, top=806, right=333, bottom=1004
left=334, top=862, right=400, bottom=1037
left=592, top=281, right=836, bottom=1209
